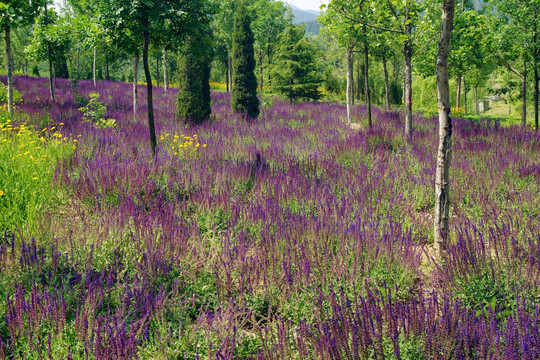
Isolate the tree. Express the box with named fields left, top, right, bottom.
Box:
left=0, top=0, right=44, bottom=112
left=250, top=0, right=290, bottom=93
left=231, top=2, right=260, bottom=119
left=488, top=0, right=540, bottom=129
left=434, top=0, right=456, bottom=257
left=270, top=25, right=322, bottom=102
left=26, top=5, right=72, bottom=93
left=177, top=27, right=212, bottom=123
left=319, top=1, right=361, bottom=126
left=98, top=0, right=205, bottom=155
left=323, top=0, right=422, bottom=139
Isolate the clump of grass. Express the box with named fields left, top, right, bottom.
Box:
left=0, top=109, right=75, bottom=236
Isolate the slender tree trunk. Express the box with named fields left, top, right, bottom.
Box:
left=475, top=86, right=479, bottom=114
left=163, top=49, right=168, bottom=93
left=456, top=74, right=461, bottom=108
left=434, top=0, right=456, bottom=258
left=24, top=58, right=28, bottom=75
left=259, top=50, right=264, bottom=93
left=356, top=61, right=361, bottom=101
left=404, top=7, right=413, bottom=140
left=228, top=54, right=233, bottom=91
left=45, top=3, right=54, bottom=101
left=463, top=76, right=467, bottom=113
left=156, top=53, right=160, bottom=87
left=5, top=27, right=14, bottom=113
left=346, top=45, right=354, bottom=126
left=364, top=27, right=372, bottom=128
left=76, top=45, right=80, bottom=81
left=93, top=46, right=97, bottom=88
left=383, top=53, right=390, bottom=108
left=522, top=57, right=527, bottom=127
left=225, top=57, right=229, bottom=92
left=267, top=47, right=272, bottom=88
left=105, top=52, right=110, bottom=81
left=143, top=29, right=157, bottom=155
left=133, top=52, right=139, bottom=117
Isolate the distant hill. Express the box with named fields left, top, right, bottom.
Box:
left=284, top=3, right=322, bottom=35
left=286, top=3, right=319, bottom=24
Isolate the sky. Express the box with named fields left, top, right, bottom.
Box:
left=287, top=0, right=328, bottom=12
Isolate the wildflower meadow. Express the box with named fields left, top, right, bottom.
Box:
left=1, top=75, right=540, bottom=359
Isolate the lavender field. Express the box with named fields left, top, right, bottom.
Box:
left=1, top=75, right=540, bottom=359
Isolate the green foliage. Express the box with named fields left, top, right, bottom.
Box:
left=0, top=0, right=44, bottom=30
left=78, top=92, right=116, bottom=128
left=25, top=8, right=72, bottom=71
left=231, top=3, right=260, bottom=118
left=79, top=92, right=105, bottom=121
left=271, top=25, right=322, bottom=102
left=53, top=53, right=70, bottom=79
left=177, top=34, right=212, bottom=124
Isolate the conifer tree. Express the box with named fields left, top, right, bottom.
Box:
left=231, top=2, right=260, bottom=118
left=271, top=25, right=321, bottom=102
left=177, top=34, right=212, bottom=123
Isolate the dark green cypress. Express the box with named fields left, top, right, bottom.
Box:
left=230, top=3, right=260, bottom=119
left=54, top=54, right=69, bottom=79
left=177, top=37, right=212, bottom=124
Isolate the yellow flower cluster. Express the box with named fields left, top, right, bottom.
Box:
left=209, top=82, right=227, bottom=91
left=160, top=132, right=207, bottom=157
left=450, top=107, right=466, bottom=119
left=1, top=119, right=77, bottom=189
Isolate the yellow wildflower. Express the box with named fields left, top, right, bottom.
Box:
left=0, top=190, right=4, bottom=196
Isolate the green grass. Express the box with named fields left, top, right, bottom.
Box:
left=0, top=109, right=75, bottom=236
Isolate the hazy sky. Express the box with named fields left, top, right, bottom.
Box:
left=287, top=0, right=328, bottom=12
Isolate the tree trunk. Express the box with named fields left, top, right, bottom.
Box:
left=434, top=0, right=456, bottom=258
left=163, top=49, right=168, bottom=93
left=93, top=46, right=97, bottom=88
left=456, top=74, right=461, bottom=108
left=225, top=54, right=230, bottom=92
left=105, top=52, right=110, bottom=81
left=404, top=7, right=413, bottom=140
left=45, top=3, right=55, bottom=101
left=133, top=52, right=139, bottom=117
left=259, top=50, right=264, bottom=93
left=364, top=27, right=372, bottom=128
left=346, top=45, right=354, bottom=126
left=24, top=58, right=28, bottom=75
left=143, top=29, right=157, bottom=155
left=155, top=53, right=160, bottom=87
left=383, top=53, right=390, bottom=108
left=228, top=54, right=233, bottom=91
left=267, top=47, right=272, bottom=88
left=5, top=27, right=14, bottom=113
left=522, top=57, right=527, bottom=127
left=76, top=45, right=80, bottom=81
left=463, top=76, right=467, bottom=113
left=356, top=61, right=361, bottom=101
left=475, top=86, right=479, bottom=115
